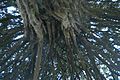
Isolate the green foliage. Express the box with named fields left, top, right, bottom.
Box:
left=0, top=0, right=120, bottom=80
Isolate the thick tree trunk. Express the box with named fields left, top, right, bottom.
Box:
left=16, top=0, right=86, bottom=79
left=16, top=0, right=114, bottom=80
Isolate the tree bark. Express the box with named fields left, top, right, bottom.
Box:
left=16, top=0, right=119, bottom=80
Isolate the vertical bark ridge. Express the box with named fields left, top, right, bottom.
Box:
left=17, top=0, right=44, bottom=80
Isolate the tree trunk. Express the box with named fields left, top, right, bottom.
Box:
left=16, top=0, right=119, bottom=80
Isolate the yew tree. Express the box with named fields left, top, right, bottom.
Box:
left=0, top=0, right=120, bottom=80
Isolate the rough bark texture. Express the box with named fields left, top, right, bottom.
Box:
left=16, top=0, right=120, bottom=80
left=16, top=0, right=86, bottom=79
left=16, top=0, right=44, bottom=80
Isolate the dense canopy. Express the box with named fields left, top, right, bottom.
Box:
left=0, top=0, right=120, bottom=80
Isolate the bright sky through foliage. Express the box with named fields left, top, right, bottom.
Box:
left=1, top=0, right=119, bottom=79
